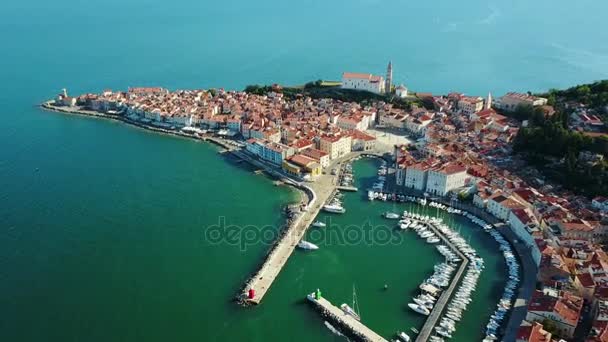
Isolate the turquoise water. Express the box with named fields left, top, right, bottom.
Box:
left=2, top=0, right=608, bottom=98
left=1, top=1, right=606, bottom=341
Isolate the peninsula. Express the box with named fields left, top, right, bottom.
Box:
left=41, top=70, right=608, bottom=342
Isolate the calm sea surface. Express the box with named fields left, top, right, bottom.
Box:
left=1, top=0, right=607, bottom=341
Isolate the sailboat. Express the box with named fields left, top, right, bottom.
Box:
left=340, top=284, right=361, bottom=321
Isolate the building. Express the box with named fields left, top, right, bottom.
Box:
left=337, top=115, right=369, bottom=131
left=341, top=72, right=385, bottom=94
left=245, top=138, right=294, bottom=166
left=556, top=220, right=597, bottom=241
left=458, top=96, right=485, bottom=116
left=497, top=92, right=548, bottom=111
left=287, top=154, right=321, bottom=178
left=425, top=163, right=468, bottom=196
left=350, top=130, right=376, bottom=151
left=404, top=162, right=429, bottom=191
left=395, top=84, right=408, bottom=98
left=516, top=321, right=553, bottom=342
left=526, top=289, right=583, bottom=339
left=593, top=197, right=608, bottom=212
left=318, top=134, right=352, bottom=160
left=487, top=192, right=526, bottom=221
left=302, top=148, right=330, bottom=169
left=508, top=208, right=542, bottom=266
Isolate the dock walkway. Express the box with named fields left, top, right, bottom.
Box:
left=307, top=294, right=388, bottom=342
left=415, top=220, right=470, bottom=342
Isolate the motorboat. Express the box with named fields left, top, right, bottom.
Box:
left=298, top=240, right=319, bottom=250
left=323, top=204, right=345, bottom=214
left=408, top=303, right=430, bottom=316
left=312, top=221, right=326, bottom=228
left=383, top=212, right=400, bottom=219
left=398, top=332, right=411, bottom=342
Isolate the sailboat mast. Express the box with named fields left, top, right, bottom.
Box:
left=353, top=284, right=360, bottom=320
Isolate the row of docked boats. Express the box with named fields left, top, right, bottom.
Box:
left=425, top=200, right=519, bottom=341
left=482, top=229, right=520, bottom=341
left=339, top=162, right=354, bottom=187
left=323, top=191, right=346, bottom=214
left=401, top=211, right=487, bottom=341
left=369, top=162, right=386, bottom=193
left=410, top=261, right=458, bottom=318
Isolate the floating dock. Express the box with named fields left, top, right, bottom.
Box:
left=414, top=220, right=470, bottom=342
left=306, top=292, right=388, bottom=342
left=337, top=186, right=358, bottom=192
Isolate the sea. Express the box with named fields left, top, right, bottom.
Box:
left=1, top=0, right=607, bottom=341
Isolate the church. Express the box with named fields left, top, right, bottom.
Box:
left=341, top=61, right=407, bottom=96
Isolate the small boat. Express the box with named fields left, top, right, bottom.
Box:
left=341, top=284, right=361, bottom=321
left=410, top=327, right=419, bottom=334
left=323, top=204, right=346, bottom=214
left=297, top=240, right=319, bottom=250
left=408, top=303, right=430, bottom=315
left=312, top=221, right=326, bottom=228
left=427, top=236, right=440, bottom=244
left=398, top=332, right=411, bottom=341
left=383, top=212, right=400, bottom=219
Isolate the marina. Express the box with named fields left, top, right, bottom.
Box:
left=294, top=159, right=518, bottom=341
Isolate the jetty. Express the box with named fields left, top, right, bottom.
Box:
left=235, top=150, right=338, bottom=305
left=306, top=291, right=388, bottom=342
left=413, top=219, right=470, bottom=342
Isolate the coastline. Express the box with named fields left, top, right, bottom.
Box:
left=41, top=100, right=529, bottom=339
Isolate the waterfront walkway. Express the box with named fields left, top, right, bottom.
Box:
left=307, top=294, right=388, bottom=342
left=414, top=219, right=469, bottom=342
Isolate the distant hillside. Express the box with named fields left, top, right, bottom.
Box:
left=244, top=81, right=425, bottom=111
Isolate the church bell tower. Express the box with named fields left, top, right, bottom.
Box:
left=385, top=61, right=393, bottom=94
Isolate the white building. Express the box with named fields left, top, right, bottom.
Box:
left=508, top=208, right=542, bottom=266
left=337, top=115, right=369, bottom=131
left=458, top=96, right=484, bottom=116
left=318, top=134, right=352, bottom=160
left=341, top=72, right=385, bottom=94
left=302, top=148, right=330, bottom=169
left=350, top=130, right=376, bottom=152
left=425, top=163, right=467, bottom=196
left=487, top=192, right=525, bottom=221
left=497, top=92, right=548, bottom=111
left=404, top=163, right=428, bottom=191
left=395, top=84, right=408, bottom=98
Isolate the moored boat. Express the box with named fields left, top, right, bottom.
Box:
left=297, top=240, right=319, bottom=250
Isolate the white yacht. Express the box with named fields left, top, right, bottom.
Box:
left=312, top=221, right=326, bottom=228
left=383, top=212, right=400, bottom=219
left=398, top=332, right=411, bottom=342
left=408, top=303, right=430, bottom=316
left=323, top=204, right=345, bottom=214
left=297, top=240, right=319, bottom=250
left=427, top=236, right=440, bottom=244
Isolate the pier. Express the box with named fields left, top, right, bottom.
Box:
left=234, top=150, right=338, bottom=305
left=413, top=219, right=470, bottom=342
left=307, top=293, right=388, bottom=342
